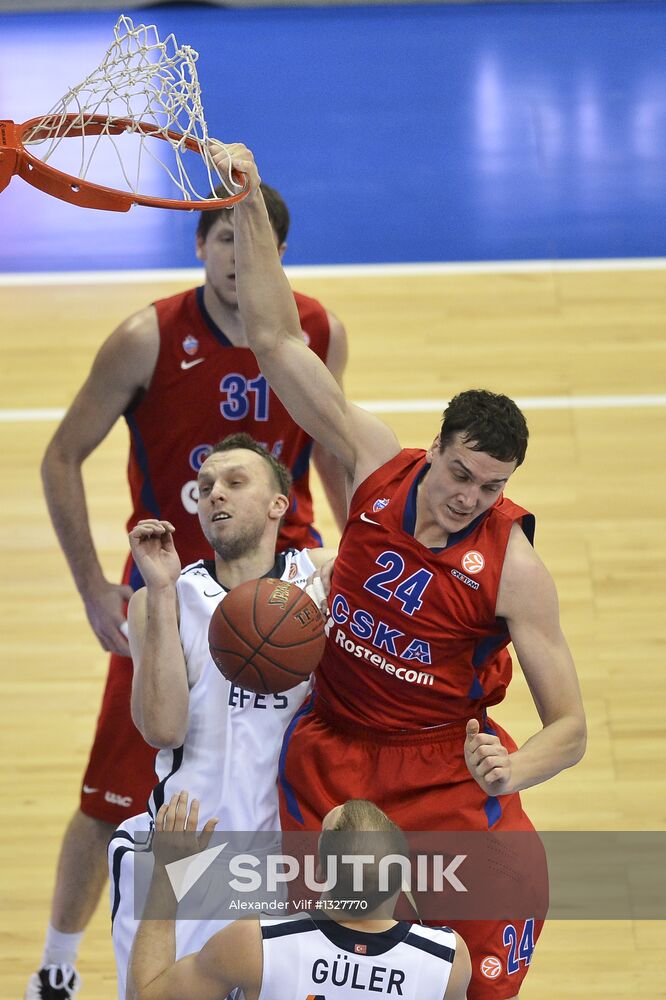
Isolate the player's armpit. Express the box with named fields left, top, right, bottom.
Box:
left=324, top=309, right=349, bottom=384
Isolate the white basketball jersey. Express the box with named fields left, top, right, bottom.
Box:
left=148, top=550, right=316, bottom=829
left=259, top=917, right=457, bottom=999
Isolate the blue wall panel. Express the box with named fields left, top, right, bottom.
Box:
left=1, top=3, right=664, bottom=270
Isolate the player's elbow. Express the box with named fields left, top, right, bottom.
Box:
left=571, top=715, right=587, bottom=764
left=40, top=437, right=61, bottom=487
left=126, top=974, right=151, bottom=1000
left=138, top=716, right=187, bottom=750
left=132, top=692, right=187, bottom=749
left=242, top=317, right=281, bottom=356
left=41, top=433, right=78, bottom=487
left=563, top=711, right=587, bottom=768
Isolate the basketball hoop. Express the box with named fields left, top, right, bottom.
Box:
left=0, top=16, right=249, bottom=212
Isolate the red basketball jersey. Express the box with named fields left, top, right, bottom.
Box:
left=124, top=287, right=330, bottom=565
left=316, top=449, right=535, bottom=730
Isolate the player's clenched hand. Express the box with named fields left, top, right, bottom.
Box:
left=208, top=141, right=261, bottom=198
left=129, top=519, right=181, bottom=590
left=84, top=580, right=134, bottom=657
left=464, top=719, right=513, bottom=796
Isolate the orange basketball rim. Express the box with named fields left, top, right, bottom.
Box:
left=0, top=115, right=250, bottom=212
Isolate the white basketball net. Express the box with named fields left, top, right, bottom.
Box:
left=23, top=15, right=234, bottom=203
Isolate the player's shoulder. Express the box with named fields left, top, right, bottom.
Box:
left=179, top=558, right=211, bottom=576
left=260, top=914, right=316, bottom=938
left=485, top=498, right=536, bottom=569
left=402, top=922, right=457, bottom=957
left=498, top=521, right=555, bottom=617
left=111, top=303, right=159, bottom=342
left=90, top=304, right=159, bottom=389
left=351, top=444, right=423, bottom=506
left=177, top=559, right=217, bottom=590
left=503, top=520, right=541, bottom=573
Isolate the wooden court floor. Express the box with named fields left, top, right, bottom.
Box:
left=1, top=266, right=665, bottom=998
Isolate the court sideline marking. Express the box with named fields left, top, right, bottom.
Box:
left=1, top=394, right=665, bottom=424
left=0, top=257, right=666, bottom=286
left=3, top=258, right=663, bottom=420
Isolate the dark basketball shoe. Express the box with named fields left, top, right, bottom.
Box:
left=24, top=964, right=81, bottom=999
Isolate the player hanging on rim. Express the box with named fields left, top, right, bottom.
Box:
left=207, top=141, right=587, bottom=1000
left=126, top=791, right=471, bottom=1000
left=28, top=185, right=348, bottom=1000
left=108, top=433, right=337, bottom=1000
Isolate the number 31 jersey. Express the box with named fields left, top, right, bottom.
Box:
left=125, top=286, right=331, bottom=563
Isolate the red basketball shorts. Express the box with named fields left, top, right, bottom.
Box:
left=79, top=651, right=157, bottom=824
left=79, top=559, right=157, bottom=824
left=278, top=696, right=547, bottom=1000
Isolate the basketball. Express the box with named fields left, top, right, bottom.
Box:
left=208, top=577, right=326, bottom=694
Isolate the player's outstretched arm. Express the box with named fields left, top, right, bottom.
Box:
left=312, top=309, right=351, bottom=529
left=466, top=524, right=587, bottom=796
left=41, top=307, right=159, bottom=656
left=443, top=932, right=471, bottom=1000
left=128, top=519, right=189, bottom=748
left=128, top=792, right=261, bottom=1000
left=211, top=142, right=400, bottom=494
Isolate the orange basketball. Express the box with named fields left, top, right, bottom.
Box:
left=208, top=577, right=326, bottom=694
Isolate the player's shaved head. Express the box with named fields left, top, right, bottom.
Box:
left=318, top=799, right=410, bottom=913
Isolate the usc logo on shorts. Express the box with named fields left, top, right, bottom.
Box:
left=480, top=955, right=503, bottom=979
left=461, top=550, right=485, bottom=575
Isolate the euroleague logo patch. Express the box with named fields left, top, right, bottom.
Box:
left=461, top=550, right=485, bottom=575
left=480, top=955, right=503, bottom=979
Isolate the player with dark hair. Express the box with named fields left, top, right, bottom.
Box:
left=28, top=184, right=348, bottom=1000
left=108, top=435, right=336, bottom=999
left=206, top=142, right=587, bottom=1000
left=126, top=791, right=471, bottom=1000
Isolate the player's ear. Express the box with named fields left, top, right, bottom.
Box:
left=195, top=234, right=206, bottom=262
left=269, top=494, right=290, bottom=520
left=277, top=241, right=287, bottom=261
left=425, top=436, right=441, bottom=463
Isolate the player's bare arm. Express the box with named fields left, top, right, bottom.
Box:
left=443, top=932, right=471, bottom=1000
left=128, top=519, right=190, bottom=748
left=312, top=309, right=351, bottom=530
left=41, top=306, right=160, bottom=656
left=465, top=524, right=586, bottom=796
left=212, top=142, right=400, bottom=496
left=129, top=924, right=260, bottom=1000
left=128, top=792, right=261, bottom=1000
